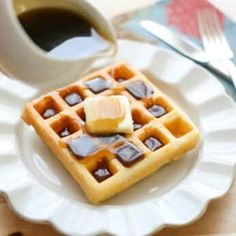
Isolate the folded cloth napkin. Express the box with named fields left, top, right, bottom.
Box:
left=121, top=0, right=236, bottom=99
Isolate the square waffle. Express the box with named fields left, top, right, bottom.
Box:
left=22, top=62, right=200, bottom=204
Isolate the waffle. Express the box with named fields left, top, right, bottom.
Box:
left=22, top=62, right=200, bottom=204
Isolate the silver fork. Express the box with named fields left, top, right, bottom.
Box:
left=197, top=9, right=236, bottom=88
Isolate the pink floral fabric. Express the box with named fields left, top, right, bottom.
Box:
left=166, top=0, right=224, bottom=38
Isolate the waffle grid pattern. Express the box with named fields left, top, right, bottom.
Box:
left=22, top=62, right=200, bottom=204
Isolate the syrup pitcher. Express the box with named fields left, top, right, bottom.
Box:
left=0, top=0, right=117, bottom=87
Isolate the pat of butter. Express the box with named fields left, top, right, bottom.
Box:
left=84, top=96, right=133, bottom=134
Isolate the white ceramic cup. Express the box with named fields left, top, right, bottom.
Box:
left=0, top=0, right=117, bottom=87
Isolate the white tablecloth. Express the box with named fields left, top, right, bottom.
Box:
left=209, top=0, right=236, bottom=22
left=88, top=0, right=160, bottom=18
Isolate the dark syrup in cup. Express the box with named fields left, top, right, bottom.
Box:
left=17, top=7, right=111, bottom=58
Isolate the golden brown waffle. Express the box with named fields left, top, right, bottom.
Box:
left=22, top=62, right=200, bottom=204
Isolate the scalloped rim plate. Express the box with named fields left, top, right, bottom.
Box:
left=0, top=40, right=236, bottom=236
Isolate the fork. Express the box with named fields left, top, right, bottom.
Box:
left=197, top=9, right=236, bottom=88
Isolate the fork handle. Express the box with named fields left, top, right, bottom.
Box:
left=225, top=60, right=236, bottom=89
left=208, top=60, right=236, bottom=88
left=207, top=61, right=231, bottom=79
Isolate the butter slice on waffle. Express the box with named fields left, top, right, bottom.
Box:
left=84, top=95, right=133, bottom=134
left=22, top=62, right=200, bottom=204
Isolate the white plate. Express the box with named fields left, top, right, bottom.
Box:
left=0, top=40, right=236, bottom=236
